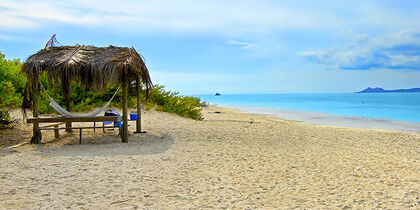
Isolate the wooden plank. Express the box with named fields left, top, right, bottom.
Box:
left=40, top=122, right=66, bottom=128
left=27, top=116, right=120, bottom=123
left=122, top=70, right=128, bottom=143
left=40, top=126, right=118, bottom=130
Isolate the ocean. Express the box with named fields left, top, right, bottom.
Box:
left=196, top=93, right=420, bottom=124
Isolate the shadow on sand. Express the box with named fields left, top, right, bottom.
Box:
left=32, top=133, right=174, bottom=157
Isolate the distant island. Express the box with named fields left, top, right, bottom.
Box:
left=356, top=87, right=420, bottom=93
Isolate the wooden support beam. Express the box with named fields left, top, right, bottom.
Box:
left=31, top=71, right=42, bottom=144
left=122, top=70, right=129, bottom=143
left=135, top=76, right=143, bottom=133
left=64, top=75, right=72, bottom=133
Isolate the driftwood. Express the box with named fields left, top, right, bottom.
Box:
left=5, top=142, right=29, bottom=149
left=108, top=199, right=129, bottom=207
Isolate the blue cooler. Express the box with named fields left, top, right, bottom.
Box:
left=113, top=121, right=122, bottom=127
left=104, top=109, right=121, bottom=127
left=130, top=112, right=138, bottom=120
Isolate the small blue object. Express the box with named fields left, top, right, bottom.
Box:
left=114, top=121, right=122, bottom=127
left=130, top=113, right=138, bottom=120
left=105, top=109, right=121, bottom=127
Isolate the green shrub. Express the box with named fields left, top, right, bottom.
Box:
left=147, top=85, right=203, bottom=120
left=0, top=108, right=11, bottom=126
left=0, top=52, right=26, bottom=108
left=0, top=52, right=25, bottom=126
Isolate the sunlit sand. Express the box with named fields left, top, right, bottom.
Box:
left=1, top=106, right=419, bottom=208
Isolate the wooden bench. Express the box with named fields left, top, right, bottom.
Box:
left=27, top=116, right=122, bottom=144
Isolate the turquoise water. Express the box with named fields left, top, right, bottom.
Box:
left=196, top=93, right=420, bottom=122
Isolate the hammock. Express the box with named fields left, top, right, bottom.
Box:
left=39, top=82, right=120, bottom=118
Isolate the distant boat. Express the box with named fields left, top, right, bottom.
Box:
left=356, top=87, right=420, bottom=93
left=215, top=92, right=221, bottom=96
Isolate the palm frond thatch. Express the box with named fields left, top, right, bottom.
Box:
left=22, top=43, right=152, bottom=91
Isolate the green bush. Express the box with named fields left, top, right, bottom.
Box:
left=0, top=108, right=11, bottom=126
left=148, top=85, right=203, bottom=120
left=0, top=52, right=25, bottom=125
left=0, top=52, right=26, bottom=108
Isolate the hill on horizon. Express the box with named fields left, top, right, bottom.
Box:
left=356, top=87, right=420, bottom=93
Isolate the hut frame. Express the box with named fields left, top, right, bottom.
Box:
left=22, top=35, right=152, bottom=143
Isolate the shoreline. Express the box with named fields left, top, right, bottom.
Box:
left=213, top=104, right=420, bottom=133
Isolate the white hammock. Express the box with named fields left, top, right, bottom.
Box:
left=40, top=82, right=120, bottom=118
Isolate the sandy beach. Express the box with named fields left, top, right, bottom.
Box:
left=0, top=106, right=419, bottom=209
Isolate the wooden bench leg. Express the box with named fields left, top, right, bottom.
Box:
left=79, top=128, right=82, bottom=144
left=93, top=122, right=96, bottom=133
left=54, top=125, right=59, bottom=139
left=118, top=125, right=122, bottom=138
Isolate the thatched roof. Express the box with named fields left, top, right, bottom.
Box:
left=22, top=35, right=152, bottom=91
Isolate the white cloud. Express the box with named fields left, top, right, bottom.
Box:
left=0, top=0, right=352, bottom=33
left=1, top=0, right=420, bottom=36
left=300, top=29, right=420, bottom=70
left=0, top=1, right=99, bottom=28
left=0, top=34, right=13, bottom=40
left=0, top=15, right=37, bottom=29
left=227, top=40, right=256, bottom=49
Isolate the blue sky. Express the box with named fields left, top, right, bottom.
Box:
left=1, top=0, right=420, bottom=94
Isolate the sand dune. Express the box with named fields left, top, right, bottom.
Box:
left=0, top=106, right=419, bottom=208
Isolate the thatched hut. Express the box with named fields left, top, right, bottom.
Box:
left=22, top=35, right=152, bottom=144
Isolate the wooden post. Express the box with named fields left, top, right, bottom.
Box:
left=122, top=71, right=129, bottom=143
left=135, top=77, right=143, bottom=133
left=64, top=77, right=72, bottom=132
left=31, top=72, right=42, bottom=144
left=79, top=128, right=82, bottom=144
left=54, top=125, right=59, bottom=138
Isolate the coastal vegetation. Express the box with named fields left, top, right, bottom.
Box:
left=0, top=52, right=203, bottom=126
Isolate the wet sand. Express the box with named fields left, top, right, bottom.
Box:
left=0, top=106, right=419, bottom=208
left=233, top=105, right=420, bottom=132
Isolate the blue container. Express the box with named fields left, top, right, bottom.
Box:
left=130, top=113, right=138, bottom=120
left=114, top=121, right=122, bottom=127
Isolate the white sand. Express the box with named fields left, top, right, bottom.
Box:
left=0, top=106, right=419, bottom=208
